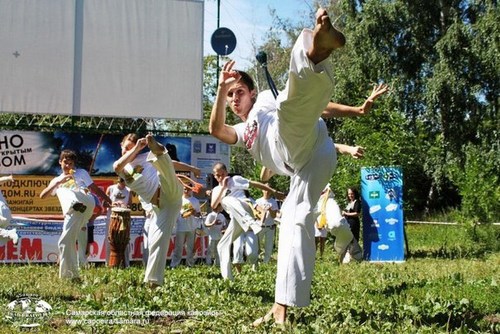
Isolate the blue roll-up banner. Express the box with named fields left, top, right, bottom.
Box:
left=361, top=166, right=405, bottom=262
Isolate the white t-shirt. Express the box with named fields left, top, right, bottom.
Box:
left=255, top=197, right=279, bottom=226
left=176, top=195, right=201, bottom=232
left=53, top=168, right=93, bottom=195
left=233, top=90, right=292, bottom=177
left=118, top=152, right=158, bottom=205
left=211, top=175, right=250, bottom=202
left=204, top=211, right=226, bottom=240
left=108, top=184, right=131, bottom=206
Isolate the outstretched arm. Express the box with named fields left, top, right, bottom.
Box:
left=88, top=183, right=112, bottom=207
left=335, top=144, right=364, bottom=159
left=172, top=161, right=201, bottom=178
left=248, top=180, right=286, bottom=201
left=209, top=60, right=239, bottom=145
left=322, top=83, right=389, bottom=118
left=260, top=166, right=275, bottom=183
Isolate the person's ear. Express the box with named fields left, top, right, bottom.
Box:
left=251, top=89, right=257, bottom=101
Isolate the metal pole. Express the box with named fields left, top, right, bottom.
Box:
left=216, top=0, right=221, bottom=86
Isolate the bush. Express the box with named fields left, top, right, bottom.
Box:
left=448, top=141, right=500, bottom=224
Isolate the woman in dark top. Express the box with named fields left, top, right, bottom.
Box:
left=342, top=187, right=361, bottom=241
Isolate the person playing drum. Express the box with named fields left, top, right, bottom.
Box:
left=108, top=206, right=132, bottom=268
left=105, top=177, right=133, bottom=265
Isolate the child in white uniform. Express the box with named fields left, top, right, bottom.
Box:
left=40, top=150, right=111, bottom=280
left=203, top=205, right=226, bottom=265
left=255, top=187, right=279, bottom=263
left=210, top=162, right=283, bottom=280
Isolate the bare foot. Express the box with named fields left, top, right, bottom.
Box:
left=146, top=134, right=165, bottom=156
left=252, top=303, right=287, bottom=327
left=307, top=8, right=345, bottom=64
left=273, top=303, right=287, bottom=324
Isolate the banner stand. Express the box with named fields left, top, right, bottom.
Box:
left=361, top=166, right=405, bottom=262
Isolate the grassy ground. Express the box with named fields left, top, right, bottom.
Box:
left=0, top=224, right=498, bottom=333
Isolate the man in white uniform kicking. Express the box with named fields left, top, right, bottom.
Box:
left=113, top=133, right=199, bottom=288
left=209, top=7, right=388, bottom=325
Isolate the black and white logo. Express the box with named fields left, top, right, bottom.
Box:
left=5, top=294, right=52, bottom=328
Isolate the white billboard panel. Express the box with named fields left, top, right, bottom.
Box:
left=0, top=0, right=204, bottom=120
left=0, top=0, right=75, bottom=114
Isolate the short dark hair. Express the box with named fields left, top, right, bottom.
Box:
left=59, top=149, right=77, bottom=162
left=213, top=162, right=228, bottom=171
left=121, top=133, right=140, bottom=145
left=236, top=70, right=255, bottom=91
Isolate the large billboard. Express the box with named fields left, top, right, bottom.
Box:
left=0, top=0, right=203, bottom=120
left=0, top=130, right=230, bottom=216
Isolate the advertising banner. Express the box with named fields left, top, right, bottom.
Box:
left=0, top=131, right=230, bottom=216
left=0, top=216, right=208, bottom=263
left=361, top=166, right=405, bottom=262
left=190, top=135, right=231, bottom=189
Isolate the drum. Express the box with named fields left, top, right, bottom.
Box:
left=108, top=207, right=131, bottom=268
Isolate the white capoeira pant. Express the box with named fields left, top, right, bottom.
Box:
left=217, top=196, right=258, bottom=280
left=56, top=188, right=95, bottom=279
left=233, top=29, right=338, bottom=307
left=204, top=212, right=225, bottom=265
left=232, top=231, right=258, bottom=265
left=274, top=30, right=338, bottom=307
left=317, top=191, right=358, bottom=257
left=170, top=229, right=195, bottom=267
left=126, top=151, right=182, bottom=286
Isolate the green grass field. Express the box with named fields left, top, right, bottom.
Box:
left=0, top=224, right=498, bottom=333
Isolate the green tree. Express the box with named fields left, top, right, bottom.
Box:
left=238, top=0, right=498, bottom=221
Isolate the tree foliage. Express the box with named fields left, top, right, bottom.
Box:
left=223, top=0, right=499, bottom=221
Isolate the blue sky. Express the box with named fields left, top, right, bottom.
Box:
left=203, top=0, right=314, bottom=69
